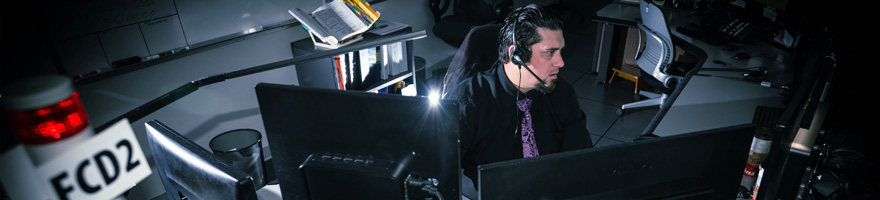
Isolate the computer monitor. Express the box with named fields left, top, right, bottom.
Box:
left=477, top=124, right=756, bottom=200
left=255, top=83, right=460, bottom=200
left=145, top=120, right=258, bottom=200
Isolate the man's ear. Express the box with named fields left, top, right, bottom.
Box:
left=507, top=45, right=516, bottom=61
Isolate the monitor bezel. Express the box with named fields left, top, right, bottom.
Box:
left=145, top=120, right=258, bottom=200
left=255, top=83, right=461, bottom=200
left=477, top=124, right=756, bottom=200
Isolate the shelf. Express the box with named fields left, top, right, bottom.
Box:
left=290, top=25, right=420, bottom=95
left=364, top=70, right=412, bottom=93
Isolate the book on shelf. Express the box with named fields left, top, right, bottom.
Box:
left=359, top=48, right=380, bottom=88
left=345, top=52, right=354, bottom=90
left=330, top=41, right=408, bottom=91
left=384, top=42, right=408, bottom=76
left=351, top=51, right=363, bottom=89
left=288, top=0, right=380, bottom=50
left=334, top=56, right=345, bottom=90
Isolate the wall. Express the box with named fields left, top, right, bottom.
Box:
left=43, top=0, right=327, bottom=78
left=40, top=0, right=462, bottom=82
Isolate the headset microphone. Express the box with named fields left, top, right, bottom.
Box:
left=514, top=59, right=549, bottom=88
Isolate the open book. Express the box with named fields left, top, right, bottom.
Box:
left=289, top=0, right=380, bottom=49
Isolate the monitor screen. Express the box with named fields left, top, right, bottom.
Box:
left=145, top=120, right=258, bottom=200
left=255, top=83, right=460, bottom=200
left=477, top=124, right=755, bottom=200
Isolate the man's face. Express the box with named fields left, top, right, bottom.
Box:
left=527, top=28, right=565, bottom=91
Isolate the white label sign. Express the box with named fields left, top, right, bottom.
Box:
left=37, top=119, right=151, bottom=200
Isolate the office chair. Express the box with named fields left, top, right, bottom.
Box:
left=441, top=24, right=502, bottom=98
left=616, top=0, right=693, bottom=116
left=436, top=25, right=502, bottom=199
left=429, top=0, right=512, bottom=47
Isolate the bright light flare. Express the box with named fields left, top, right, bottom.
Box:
left=427, top=90, right=440, bottom=106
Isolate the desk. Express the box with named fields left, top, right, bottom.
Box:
left=592, top=3, right=793, bottom=84
left=592, top=2, right=793, bottom=136
left=652, top=69, right=786, bottom=137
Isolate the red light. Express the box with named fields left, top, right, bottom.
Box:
left=67, top=113, right=83, bottom=127
left=36, top=121, right=66, bottom=138
left=6, top=92, right=90, bottom=145
left=36, top=108, right=51, bottom=116
left=58, top=99, right=73, bottom=107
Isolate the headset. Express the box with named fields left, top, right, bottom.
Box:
left=509, top=6, right=550, bottom=88
left=509, top=5, right=553, bottom=140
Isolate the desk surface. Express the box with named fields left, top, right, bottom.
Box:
left=653, top=70, right=786, bottom=137
left=594, top=2, right=793, bottom=137
left=661, top=9, right=793, bottom=136
left=663, top=11, right=793, bottom=86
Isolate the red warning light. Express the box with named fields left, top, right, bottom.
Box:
left=6, top=92, right=90, bottom=145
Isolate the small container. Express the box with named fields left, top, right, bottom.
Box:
left=752, top=162, right=767, bottom=200
left=209, top=129, right=266, bottom=189
left=741, top=127, right=773, bottom=189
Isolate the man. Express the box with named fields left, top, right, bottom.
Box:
left=444, top=4, right=593, bottom=187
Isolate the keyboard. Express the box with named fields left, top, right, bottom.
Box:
left=753, top=106, right=784, bottom=129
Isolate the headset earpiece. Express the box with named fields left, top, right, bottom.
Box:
left=509, top=5, right=548, bottom=89
left=510, top=11, right=526, bottom=68
left=511, top=48, right=526, bottom=67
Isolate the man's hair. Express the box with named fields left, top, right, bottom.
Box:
left=497, top=4, right=564, bottom=64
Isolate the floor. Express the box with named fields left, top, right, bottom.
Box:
left=554, top=14, right=661, bottom=147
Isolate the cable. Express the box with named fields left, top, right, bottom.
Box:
left=405, top=175, right=443, bottom=200
left=515, top=65, right=522, bottom=138
left=710, top=60, right=765, bottom=71
left=420, top=185, right=443, bottom=200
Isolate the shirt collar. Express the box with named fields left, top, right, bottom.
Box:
left=496, top=64, right=540, bottom=108
left=497, top=65, right=539, bottom=99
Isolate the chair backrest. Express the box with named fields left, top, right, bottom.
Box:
left=442, top=24, right=503, bottom=97
left=636, top=0, right=678, bottom=88
left=430, top=0, right=512, bottom=47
